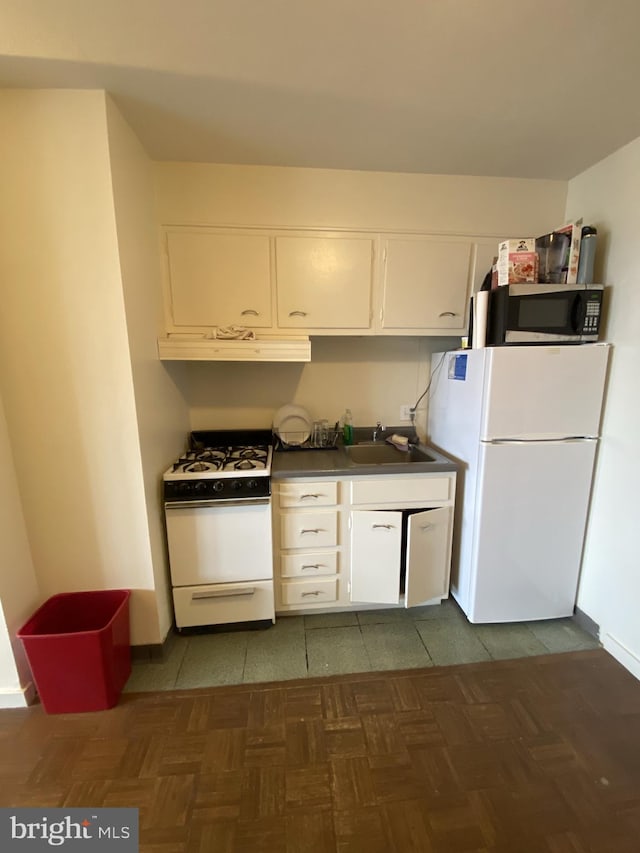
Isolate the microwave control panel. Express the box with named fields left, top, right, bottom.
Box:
left=582, top=293, right=601, bottom=334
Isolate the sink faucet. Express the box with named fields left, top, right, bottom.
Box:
left=372, top=421, right=384, bottom=441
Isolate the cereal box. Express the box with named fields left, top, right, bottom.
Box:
left=497, top=239, right=538, bottom=286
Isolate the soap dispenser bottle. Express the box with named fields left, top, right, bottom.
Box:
left=341, top=409, right=354, bottom=446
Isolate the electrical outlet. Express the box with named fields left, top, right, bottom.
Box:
left=400, top=404, right=413, bottom=422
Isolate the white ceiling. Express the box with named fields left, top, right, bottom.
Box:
left=2, top=0, right=640, bottom=180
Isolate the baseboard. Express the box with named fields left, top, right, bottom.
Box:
left=572, top=607, right=600, bottom=640
left=130, top=629, right=176, bottom=663
left=601, top=633, right=640, bottom=682
left=0, top=680, right=37, bottom=709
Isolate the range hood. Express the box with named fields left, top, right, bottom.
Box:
left=157, top=335, right=311, bottom=362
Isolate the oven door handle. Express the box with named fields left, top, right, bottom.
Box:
left=165, top=498, right=271, bottom=509
left=191, top=587, right=256, bottom=600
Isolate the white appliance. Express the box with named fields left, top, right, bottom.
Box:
left=427, top=344, right=610, bottom=623
left=163, top=429, right=275, bottom=630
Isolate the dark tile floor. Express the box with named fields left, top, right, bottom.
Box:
left=124, top=599, right=600, bottom=693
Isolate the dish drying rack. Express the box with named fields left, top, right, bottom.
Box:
left=273, top=429, right=341, bottom=451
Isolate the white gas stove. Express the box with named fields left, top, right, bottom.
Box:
left=163, top=429, right=275, bottom=630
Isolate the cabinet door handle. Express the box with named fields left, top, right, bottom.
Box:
left=289, top=310, right=308, bottom=317
left=372, top=523, right=395, bottom=530
left=241, top=309, right=259, bottom=316
left=439, top=311, right=457, bottom=317
left=420, top=523, right=434, bottom=532
left=301, top=528, right=324, bottom=534
left=301, top=590, right=324, bottom=597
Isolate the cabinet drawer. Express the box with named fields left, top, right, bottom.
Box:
left=278, top=481, right=338, bottom=507
left=280, top=577, right=338, bottom=606
left=281, top=552, right=338, bottom=578
left=281, top=511, right=338, bottom=548
left=351, top=477, right=451, bottom=505
left=172, top=580, right=274, bottom=629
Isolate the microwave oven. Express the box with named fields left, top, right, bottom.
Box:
left=486, top=283, right=603, bottom=345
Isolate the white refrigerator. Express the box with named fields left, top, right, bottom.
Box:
left=427, top=343, right=610, bottom=623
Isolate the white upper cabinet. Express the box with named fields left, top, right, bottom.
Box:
left=160, top=225, right=502, bottom=351
left=380, top=236, right=473, bottom=333
left=164, top=229, right=273, bottom=329
left=275, top=235, right=373, bottom=330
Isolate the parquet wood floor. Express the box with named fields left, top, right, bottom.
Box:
left=2, top=649, right=640, bottom=852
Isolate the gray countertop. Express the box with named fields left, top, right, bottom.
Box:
left=272, top=442, right=458, bottom=479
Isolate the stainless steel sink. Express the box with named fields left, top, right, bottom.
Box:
left=345, top=443, right=434, bottom=465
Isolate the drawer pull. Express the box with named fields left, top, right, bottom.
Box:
left=439, top=311, right=457, bottom=317
left=192, top=588, right=255, bottom=600
left=301, top=590, right=325, bottom=597
left=300, top=493, right=323, bottom=500
left=241, top=309, right=259, bottom=316
left=301, top=528, right=324, bottom=535
left=301, top=563, right=323, bottom=571
left=372, top=523, right=395, bottom=530
left=289, top=310, right=308, bottom=317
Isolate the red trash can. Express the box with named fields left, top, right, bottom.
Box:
left=17, top=589, right=131, bottom=714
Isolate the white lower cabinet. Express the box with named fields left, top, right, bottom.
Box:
left=350, top=506, right=452, bottom=607
left=274, top=481, right=342, bottom=612
left=273, top=471, right=455, bottom=614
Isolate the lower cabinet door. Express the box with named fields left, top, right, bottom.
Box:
left=405, top=507, right=452, bottom=606
left=350, top=510, right=401, bottom=604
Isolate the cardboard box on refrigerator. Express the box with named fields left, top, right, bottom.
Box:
left=497, top=239, right=538, bottom=286
left=555, top=218, right=583, bottom=284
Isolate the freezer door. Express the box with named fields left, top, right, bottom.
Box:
left=481, top=344, right=610, bottom=440
left=468, top=439, right=597, bottom=623
left=427, top=349, right=488, bottom=459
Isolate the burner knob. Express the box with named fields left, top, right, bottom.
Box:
left=231, top=480, right=243, bottom=490
left=213, top=481, right=224, bottom=492
left=247, top=479, right=258, bottom=490
left=195, top=482, right=207, bottom=492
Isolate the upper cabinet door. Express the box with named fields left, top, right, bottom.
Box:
left=165, top=230, right=273, bottom=328
left=275, top=235, right=373, bottom=329
left=381, top=237, right=473, bottom=332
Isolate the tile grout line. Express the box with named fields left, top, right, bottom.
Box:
left=411, top=618, right=435, bottom=666
left=172, top=635, right=190, bottom=689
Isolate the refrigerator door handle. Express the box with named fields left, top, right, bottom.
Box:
left=487, top=437, right=596, bottom=444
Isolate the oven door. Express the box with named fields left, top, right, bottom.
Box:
left=165, top=500, right=273, bottom=586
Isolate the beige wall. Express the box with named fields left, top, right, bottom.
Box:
left=0, top=90, right=166, bottom=660
left=565, top=137, right=640, bottom=679
left=155, top=163, right=567, bottom=235
left=105, top=97, right=189, bottom=639
left=185, top=336, right=459, bottom=438
left=0, top=394, right=41, bottom=706
left=154, top=163, right=567, bottom=433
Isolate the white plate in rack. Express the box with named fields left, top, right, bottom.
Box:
left=273, top=404, right=312, bottom=446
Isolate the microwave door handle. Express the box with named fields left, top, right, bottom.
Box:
left=570, top=292, right=583, bottom=333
